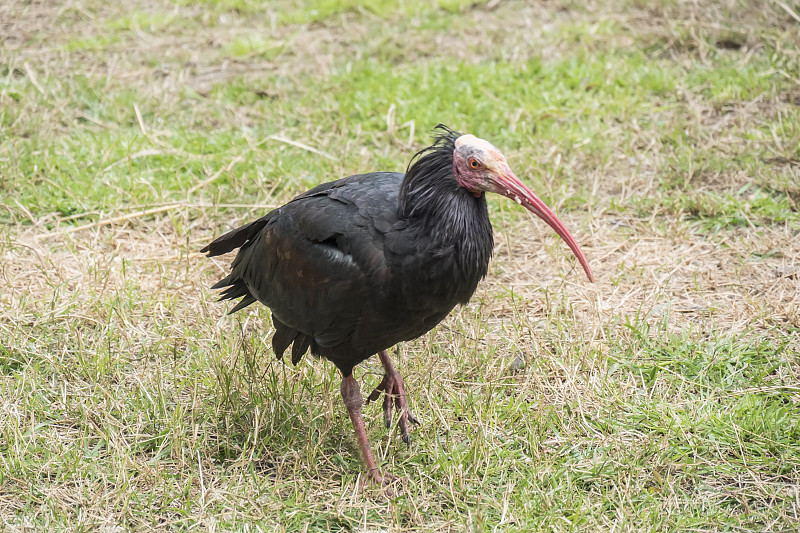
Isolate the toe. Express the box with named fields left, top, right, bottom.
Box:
left=382, top=387, right=393, bottom=428
left=364, top=469, right=398, bottom=496
left=366, top=376, right=388, bottom=404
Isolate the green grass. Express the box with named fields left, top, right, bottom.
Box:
left=2, top=0, right=800, bottom=531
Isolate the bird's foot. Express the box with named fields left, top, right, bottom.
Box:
left=368, top=468, right=394, bottom=485
left=366, top=368, right=419, bottom=445
left=362, top=468, right=399, bottom=496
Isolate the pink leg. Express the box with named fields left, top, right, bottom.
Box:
left=340, top=374, right=392, bottom=486
left=366, top=350, right=419, bottom=444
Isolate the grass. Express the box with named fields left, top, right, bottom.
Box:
left=1, top=0, right=800, bottom=530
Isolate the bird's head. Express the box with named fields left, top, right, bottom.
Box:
left=452, top=133, right=594, bottom=282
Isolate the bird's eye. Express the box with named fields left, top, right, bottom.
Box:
left=469, top=158, right=480, bottom=169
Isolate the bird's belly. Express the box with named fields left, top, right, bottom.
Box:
left=349, top=284, right=465, bottom=352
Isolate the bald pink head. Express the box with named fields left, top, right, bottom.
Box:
left=452, top=134, right=594, bottom=282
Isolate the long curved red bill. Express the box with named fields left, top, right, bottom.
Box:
left=491, top=166, right=594, bottom=282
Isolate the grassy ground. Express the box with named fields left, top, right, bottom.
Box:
left=2, top=0, right=800, bottom=530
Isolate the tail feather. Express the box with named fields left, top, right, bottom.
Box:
left=205, top=211, right=311, bottom=362
left=228, top=295, right=257, bottom=314
left=217, top=280, right=248, bottom=300
left=291, top=335, right=311, bottom=365
left=210, top=275, right=233, bottom=290
left=208, top=277, right=258, bottom=313
left=204, top=218, right=272, bottom=313
left=201, top=217, right=269, bottom=257
left=272, top=317, right=310, bottom=366
left=271, top=319, right=296, bottom=359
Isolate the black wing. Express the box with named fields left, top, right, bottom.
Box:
left=203, top=172, right=404, bottom=356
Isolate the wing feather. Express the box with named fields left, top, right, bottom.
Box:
left=204, top=172, right=405, bottom=358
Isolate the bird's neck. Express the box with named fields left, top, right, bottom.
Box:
left=399, top=159, right=494, bottom=287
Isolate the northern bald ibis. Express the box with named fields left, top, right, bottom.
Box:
left=202, top=125, right=593, bottom=485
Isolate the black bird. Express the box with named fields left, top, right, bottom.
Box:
left=202, top=125, right=593, bottom=485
